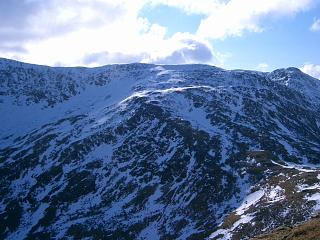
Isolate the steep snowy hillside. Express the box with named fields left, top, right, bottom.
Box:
left=0, top=58, right=319, bottom=239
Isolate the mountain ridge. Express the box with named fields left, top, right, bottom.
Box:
left=0, top=58, right=320, bottom=239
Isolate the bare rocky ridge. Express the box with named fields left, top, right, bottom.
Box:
left=0, top=58, right=319, bottom=239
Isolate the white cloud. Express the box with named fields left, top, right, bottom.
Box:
left=0, top=0, right=317, bottom=66
left=82, top=33, right=215, bottom=66
left=147, top=0, right=317, bottom=39
left=196, top=0, right=315, bottom=39
left=0, top=1, right=152, bottom=65
left=0, top=0, right=125, bottom=44
left=147, top=0, right=220, bottom=15
left=257, top=63, right=269, bottom=71
left=83, top=52, right=145, bottom=66
left=310, top=18, right=320, bottom=32
left=0, top=0, right=219, bottom=66
left=150, top=33, right=215, bottom=64
left=301, top=63, right=320, bottom=79
left=0, top=0, right=130, bottom=62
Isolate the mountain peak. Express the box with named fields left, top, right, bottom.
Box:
left=1, top=58, right=320, bottom=239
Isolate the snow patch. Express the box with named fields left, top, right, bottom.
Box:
left=298, top=183, right=320, bottom=192
left=306, top=193, right=320, bottom=211
left=271, top=160, right=319, bottom=173
left=267, top=186, right=285, bottom=202
left=235, top=190, right=264, bottom=215
left=209, top=214, right=254, bottom=240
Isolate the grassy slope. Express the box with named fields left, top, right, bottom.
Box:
left=252, top=214, right=320, bottom=240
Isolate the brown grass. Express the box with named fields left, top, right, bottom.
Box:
left=251, top=215, right=320, bottom=240
left=221, top=213, right=241, bottom=229
left=247, top=150, right=272, bottom=160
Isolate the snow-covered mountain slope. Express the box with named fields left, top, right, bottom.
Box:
left=0, top=58, right=320, bottom=239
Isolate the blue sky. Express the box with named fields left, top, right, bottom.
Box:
left=140, top=5, right=203, bottom=37
left=213, top=6, right=320, bottom=70
left=0, top=0, right=319, bottom=78
left=140, top=1, right=320, bottom=73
